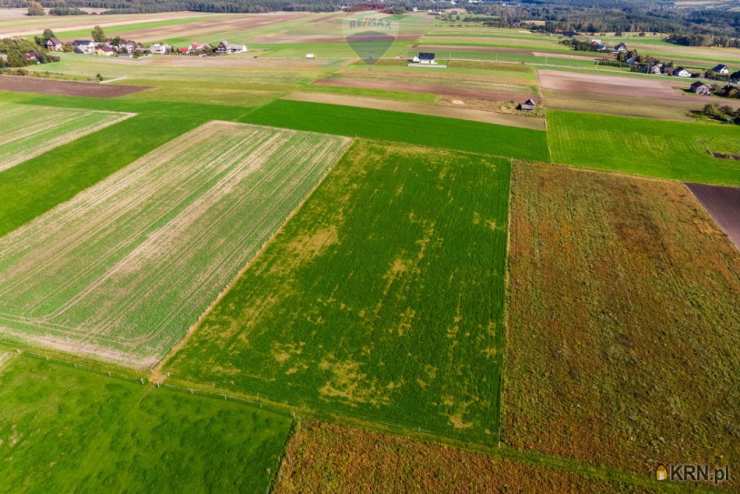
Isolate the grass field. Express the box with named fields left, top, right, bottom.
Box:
left=504, top=162, right=740, bottom=484
left=0, top=355, right=291, bottom=493
left=166, top=140, right=510, bottom=444
left=548, top=110, right=740, bottom=185
left=243, top=99, right=549, bottom=161
left=0, top=102, right=131, bottom=173
left=275, top=421, right=662, bottom=493
left=0, top=121, right=350, bottom=368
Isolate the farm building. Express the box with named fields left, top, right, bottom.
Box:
left=216, top=41, right=247, bottom=54
left=730, top=71, right=740, bottom=84
left=306, top=53, right=315, bottom=59
left=517, top=98, right=537, bottom=111
left=711, top=64, right=730, bottom=76
left=614, top=42, right=628, bottom=53
left=45, top=37, right=63, bottom=52
left=72, top=40, right=96, bottom=55
left=689, top=81, right=712, bottom=95
left=412, top=52, right=437, bottom=64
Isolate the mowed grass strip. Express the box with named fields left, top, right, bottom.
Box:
left=504, top=162, right=740, bottom=484
left=0, top=102, right=132, bottom=173
left=547, top=110, right=740, bottom=185
left=242, top=99, right=549, bottom=161
left=0, top=355, right=291, bottom=493
left=275, top=421, right=662, bottom=494
left=166, top=140, right=510, bottom=444
left=0, top=122, right=350, bottom=368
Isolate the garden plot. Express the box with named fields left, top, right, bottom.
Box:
left=0, top=121, right=350, bottom=368
left=0, top=102, right=132, bottom=172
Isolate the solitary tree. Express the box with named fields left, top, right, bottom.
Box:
left=91, top=25, right=106, bottom=43
left=43, top=28, right=56, bottom=40
left=27, top=1, right=45, bottom=16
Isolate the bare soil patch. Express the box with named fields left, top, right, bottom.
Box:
left=0, top=76, right=146, bottom=98
left=285, top=91, right=545, bottom=130
left=538, top=69, right=681, bottom=100
left=686, top=183, right=740, bottom=248
left=537, top=69, right=740, bottom=120
left=274, top=421, right=657, bottom=493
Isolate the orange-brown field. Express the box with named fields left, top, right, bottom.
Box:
left=274, top=421, right=659, bottom=493
left=504, top=162, right=740, bottom=489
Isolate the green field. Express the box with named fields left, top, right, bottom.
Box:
left=0, top=102, right=131, bottom=173
left=548, top=110, right=740, bottom=184
left=166, top=140, right=510, bottom=444
left=243, top=99, right=549, bottom=161
left=0, top=121, right=350, bottom=368
left=0, top=354, right=291, bottom=493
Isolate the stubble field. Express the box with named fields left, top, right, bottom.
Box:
left=166, top=140, right=511, bottom=444
left=504, top=162, right=740, bottom=486
left=0, top=121, right=350, bottom=368
left=0, top=102, right=132, bottom=173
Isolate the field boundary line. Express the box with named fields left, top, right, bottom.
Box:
left=519, top=151, right=740, bottom=188
left=496, top=158, right=514, bottom=445
left=150, top=132, right=354, bottom=380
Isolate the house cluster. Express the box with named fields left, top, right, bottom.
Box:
left=70, top=39, right=143, bottom=57
left=688, top=68, right=740, bottom=98
left=147, top=40, right=247, bottom=56
left=65, top=38, right=247, bottom=58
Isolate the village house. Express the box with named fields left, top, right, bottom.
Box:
left=149, top=43, right=171, bottom=55
left=117, top=40, right=139, bottom=56
left=673, top=67, right=692, bottom=78
left=23, top=51, right=38, bottom=63
left=0, top=53, right=8, bottom=65
left=189, top=42, right=210, bottom=54
left=45, top=37, right=63, bottom=52
left=412, top=52, right=437, bottom=64
left=72, top=40, right=96, bottom=55
left=216, top=41, right=247, bottom=54
left=517, top=98, right=537, bottom=111
left=614, top=42, right=627, bottom=53
left=306, top=53, right=315, bottom=60
left=731, top=71, right=740, bottom=84
left=97, top=44, right=116, bottom=56
left=711, top=64, right=730, bottom=76
left=589, top=39, right=609, bottom=52
left=649, top=63, right=663, bottom=74
left=689, top=81, right=712, bottom=95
